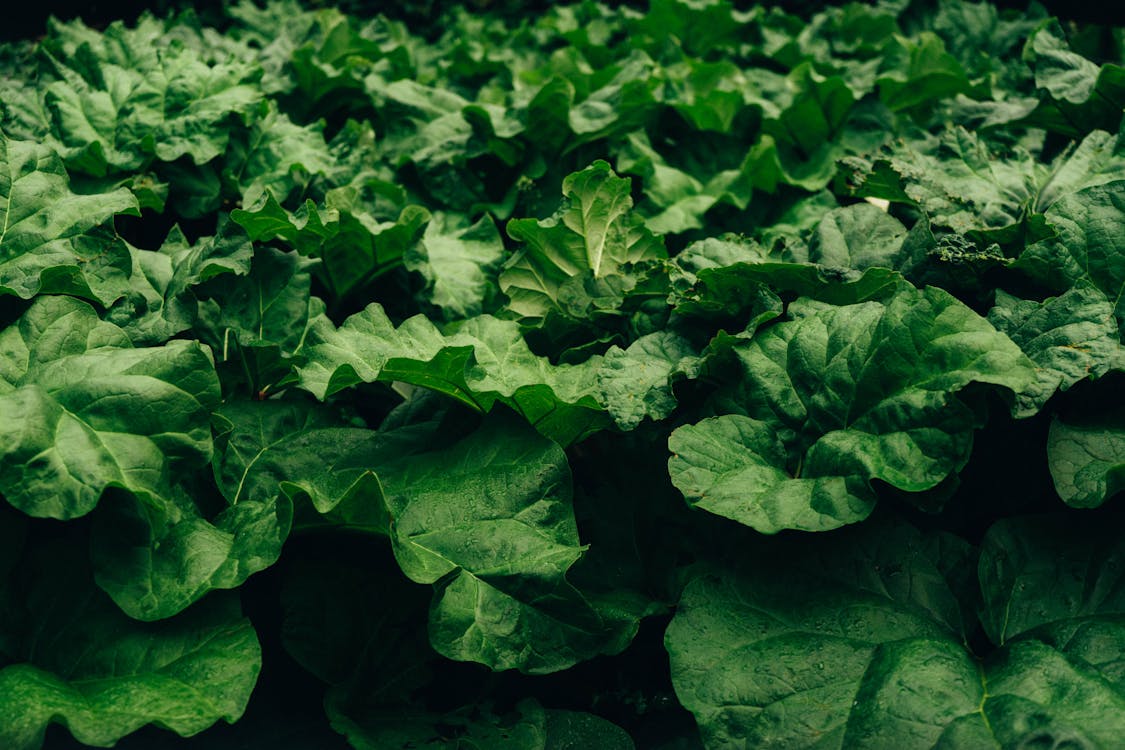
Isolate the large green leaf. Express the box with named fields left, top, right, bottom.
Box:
left=104, top=221, right=254, bottom=345
left=666, top=516, right=1125, bottom=749
left=377, top=413, right=648, bottom=674
left=978, top=515, right=1125, bottom=644
left=0, top=134, right=139, bottom=303
left=211, top=398, right=391, bottom=532
left=844, top=126, right=1041, bottom=240
left=296, top=304, right=609, bottom=445
left=89, top=485, right=291, bottom=621
left=0, top=542, right=260, bottom=750
left=38, top=16, right=262, bottom=175
left=0, top=297, right=220, bottom=519
left=669, top=284, right=1036, bottom=533
left=1022, top=21, right=1125, bottom=137
left=670, top=235, right=902, bottom=319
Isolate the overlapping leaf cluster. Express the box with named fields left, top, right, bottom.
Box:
left=0, top=0, right=1123, bottom=747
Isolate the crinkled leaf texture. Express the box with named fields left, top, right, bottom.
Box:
left=0, top=296, right=220, bottom=519
left=669, top=284, right=1036, bottom=533
left=666, top=515, right=1125, bottom=749
left=0, top=542, right=260, bottom=750
left=296, top=303, right=609, bottom=445
left=597, top=331, right=702, bottom=430
left=376, top=413, right=649, bottom=674
left=0, top=134, right=139, bottom=303
left=1048, top=410, right=1125, bottom=508
left=89, top=487, right=292, bottom=621
left=501, top=160, right=665, bottom=324
left=988, top=286, right=1124, bottom=417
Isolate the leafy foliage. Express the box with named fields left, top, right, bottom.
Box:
left=1, top=0, right=1123, bottom=747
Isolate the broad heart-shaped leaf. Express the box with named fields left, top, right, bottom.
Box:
left=0, top=134, right=139, bottom=303
left=666, top=519, right=974, bottom=749
left=89, top=486, right=292, bottom=621
left=377, top=413, right=647, bottom=674
left=0, top=541, right=260, bottom=750
left=988, top=286, right=1125, bottom=417
left=1047, top=411, right=1125, bottom=509
left=666, top=515, right=1125, bottom=750
left=597, top=331, right=702, bottom=430
left=210, top=398, right=391, bottom=533
left=0, top=297, right=220, bottom=520
left=501, top=160, right=666, bottom=324
left=1014, top=181, right=1125, bottom=321
left=979, top=515, right=1125, bottom=645
left=669, top=284, right=1036, bottom=533
left=404, top=211, right=505, bottom=320
left=296, top=304, right=610, bottom=445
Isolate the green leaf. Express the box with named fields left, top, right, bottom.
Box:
left=667, top=516, right=1125, bottom=749
left=404, top=211, right=505, bottom=320
left=1015, top=181, right=1125, bottom=320
left=195, top=245, right=322, bottom=392
left=0, top=542, right=260, bottom=750
left=223, top=101, right=336, bottom=205
left=979, top=515, right=1125, bottom=644
left=988, top=286, right=1125, bottom=417
left=296, top=304, right=609, bottom=445
left=597, top=331, right=701, bottom=430
left=212, top=398, right=389, bottom=532
left=90, top=487, right=291, bottom=621
left=502, top=160, right=666, bottom=324
left=0, top=134, right=139, bottom=303
left=803, top=202, right=909, bottom=270
left=0, top=297, right=220, bottom=519
left=1023, top=20, right=1125, bottom=136
left=1047, top=412, right=1125, bottom=508
left=105, top=221, right=255, bottom=344
left=844, top=126, right=1040, bottom=240
left=39, top=16, right=263, bottom=174
left=665, top=520, right=973, bottom=749
left=876, top=32, right=970, bottom=111
left=670, top=285, right=1036, bottom=533
left=1034, top=127, right=1125, bottom=213
left=230, top=191, right=339, bottom=256
left=670, top=235, right=902, bottom=317
left=378, top=413, right=647, bottom=673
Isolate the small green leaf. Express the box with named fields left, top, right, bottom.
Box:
left=1047, top=412, right=1125, bottom=508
